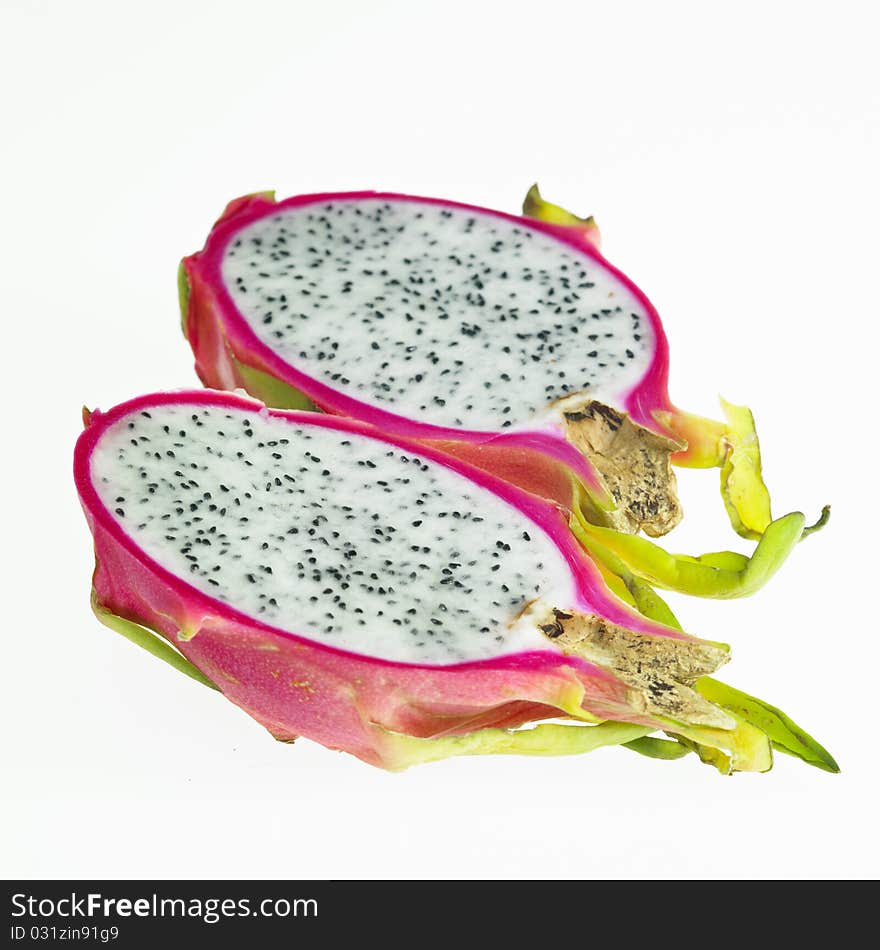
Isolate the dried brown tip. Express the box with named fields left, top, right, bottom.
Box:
left=562, top=398, right=684, bottom=537
left=539, top=606, right=733, bottom=730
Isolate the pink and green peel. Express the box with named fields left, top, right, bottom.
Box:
left=76, top=391, right=778, bottom=772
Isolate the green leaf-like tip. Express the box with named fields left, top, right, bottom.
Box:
left=696, top=678, right=839, bottom=773
left=177, top=260, right=191, bottom=337
left=623, top=736, right=692, bottom=760
left=91, top=593, right=218, bottom=691
left=381, top=720, right=654, bottom=769
left=718, top=397, right=773, bottom=540
left=656, top=400, right=828, bottom=547
left=570, top=505, right=805, bottom=599
left=229, top=354, right=318, bottom=412
left=802, top=504, right=831, bottom=538
left=522, top=183, right=597, bottom=231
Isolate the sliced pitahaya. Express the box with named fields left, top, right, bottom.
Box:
left=74, top=390, right=835, bottom=773
left=179, top=188, right=827, bottom=600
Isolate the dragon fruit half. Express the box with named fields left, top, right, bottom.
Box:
left=74, top=390, right=836, bottom=773
left=179, top=187, right=827, bottom=600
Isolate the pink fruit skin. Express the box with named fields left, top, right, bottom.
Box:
left=75, top=390, right=695, bottom=768
left=181, top=192, right=679, bottom=509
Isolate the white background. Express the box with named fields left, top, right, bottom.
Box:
left=3, top=0, right=878, bottom=880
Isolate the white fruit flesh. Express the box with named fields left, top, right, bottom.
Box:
left=221, top=199, right=655, bottom=430
left=90, top=404, right=577, bottom=664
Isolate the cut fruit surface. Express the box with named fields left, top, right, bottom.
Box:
left=75, top=390, right=789, bottom=771
left=180, top=188, right=826, bottom=599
